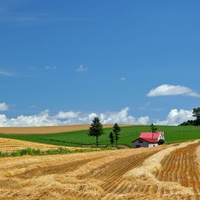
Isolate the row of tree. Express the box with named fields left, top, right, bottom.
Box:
left=180, top=107, right=200, bottom=126
left=88, top=117, right=121, bottom=148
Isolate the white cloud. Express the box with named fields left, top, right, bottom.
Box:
left=45, top=66, right=57, bottom=70
left=0, top=102, right=9, bottom=111
left=147, top=84, right=200, bottom=97
left=60, top=107, right=149, bottom=125
left=97, top=107, right=149, bottom=124
left=0, top=114, right=7, bottom=123
left=139, top=101, right=151, bottom=111
left=0, top=69, right=15, bottom=77
left=0, top=107, right=194, bottom=127
left=155, top=109, right=194, bottom=125
left=55, top=111, right=80, bottom=119
left=76, top=65, right=87, bottom=72
left=0, top=107, right=149, bottom=127
left=0, top=110, right=63, bottom=127
left=137, top=116, right=150, bottom=124
left=120, top=77, right=126, bottom=81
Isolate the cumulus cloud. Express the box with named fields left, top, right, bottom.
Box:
left=0, top=114, right=7, bottom=123
left=0, top=110, right=62, bottom=127
left=0, top=107, right=149, bottom=127
left=0, top=106, right=194, bottom=127
left=97, top=107, right=149, bottom=124
left=155, top=109, right=194, bottom=125
left=0, top=102, right=9, bottom=111
left=55, top=111, right=80, bottom=119
left=147, top=84, right=200, bottom=97
left=76, top=64, right=87, bottom=72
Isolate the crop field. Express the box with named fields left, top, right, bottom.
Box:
left=0, top=124, right=119, bottom=134
left=0, top=138, right=82, bottom=153
left=0, top=125, right=200, bottom=147
left=0, top=139, right=200, bottom=199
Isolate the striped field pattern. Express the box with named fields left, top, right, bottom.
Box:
left=0, top=139, right=199, bottom=199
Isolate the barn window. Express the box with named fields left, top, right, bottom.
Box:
left=138, top=139, right=143, bottom=143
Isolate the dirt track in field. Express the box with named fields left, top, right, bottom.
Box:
left=0, top=139, right=200, bottom=199
left=0, top=124, right=132, bottom=134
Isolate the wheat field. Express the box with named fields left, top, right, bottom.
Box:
left=0, top=125, right=91, bottom=134
left=0, top=137, right=200, bottom=200
left=0, top=124, right=127, bottom=134
left=0, top=138, right=81, bottom=152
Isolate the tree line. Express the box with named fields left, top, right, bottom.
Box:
left=88, top=117, right=121, bottom=148
left=180, top=107, right=200, bottom=126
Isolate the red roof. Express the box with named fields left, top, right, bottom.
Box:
left=131, top=137, right=158, bottom=143
left=141, top=138, right=158, bottom=143
left=140, top=132, right=162, bottom=140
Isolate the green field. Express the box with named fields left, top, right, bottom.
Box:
left=0, top=125, right=200, bottom=148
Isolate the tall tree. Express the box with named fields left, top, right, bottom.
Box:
left=193, top=107, right=200, bottom=125
left=109, top=132, right=115, bottom=147
left=150, top=123, right=157, bottom=133
left=192, top=107, right=200, bottom=117
left=113, top=123, right=121, bottom=148
left=88, top=117, right=104, bottom=148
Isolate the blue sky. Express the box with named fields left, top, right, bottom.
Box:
left=0, top=0, right=200, bottom=126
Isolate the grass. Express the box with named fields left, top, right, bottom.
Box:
left=0, top=147, right=110, bottom=158
left=0, top=125, right=200, bottom=148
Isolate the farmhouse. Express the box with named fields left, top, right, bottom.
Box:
left=132, top=131, right=165, bottom=148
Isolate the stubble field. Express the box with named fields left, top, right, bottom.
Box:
left=0, top=136, right=200, bottom=199
left=0, top=124, right=120, bottom=134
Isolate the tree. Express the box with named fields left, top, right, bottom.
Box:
left=88, top=117, right=104, bottom=148
left=192, top=107, right=200, bottom=118
left=109, top=132, right=115, bottom=147
left=180, top=107, right=200, bottom=126
left=150, top=123, right=157, bottom=133
left=158, top=139, right=165, bottom=145
left=113, top=123, right=121, bottom=148
left=193, top=107, right=200, bottom=125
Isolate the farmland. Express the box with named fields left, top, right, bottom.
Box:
left=0, top=139, right=200, bottom=199
left=0, top=125, right=200, bottom=199
left=0, top=125, right=200, bottom=148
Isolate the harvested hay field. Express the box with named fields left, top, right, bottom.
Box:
left=0, top=124, right=132, bottom=135
left=0, top=140, right=200, bottom=199
left=0, top=138, right=80, bottom=152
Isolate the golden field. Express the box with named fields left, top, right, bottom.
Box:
left=0, top=125, right=200, bottom=199
left=0, top=138, right=81, bottom=152
left=0, top=138, right=200, bottom=199
left=0, top=124, right=94, bottom=134
left=0, top=124, right=131, bottom=134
